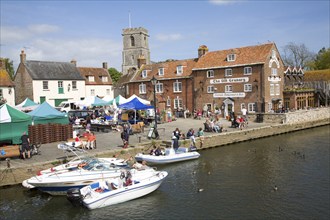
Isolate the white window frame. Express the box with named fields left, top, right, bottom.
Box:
left=177, top=65, right=183, bottom=75
left=156, top=83, right=163, bottom=93
left=248, top=103, right=256, bottom=112
left=225, top=85, right=232, bottom=92
left=101, top=76, right=108, bottom=82
left=158, top=67, right=164, bottom=76
left=166, top=97, right=171, bottom=106
left=106, top=89, right=110, bottom=95
left=244, top=67, right=252, bottom=75
left=174, top=97, right=183, bottom=110
left=139, top=83, right=146, bottom=94
left=91, top=89, right=95, bottom=96
left=207, top=70, right=214, bottom=78
left=88, top=76, right=95, bottom=82
left=271, top=68, right=278, bottom=76
left=43, top=81, right=49, bottom=90
left=225, top=69, right=232, bottom=77
left=240, top=103, right=246, bottom=110
left=227, top=54, right=236, bottom=61
left=173, top=80, right=182, bottom=93
left=142, top=70, right=147, bottom=78
left=244, top=84, right=252, bottom=92
left=270, top=84, right=275, bottom=96
left=207, top=86, right=214, bottom=93
left=275, top=84, right=280, bottom=95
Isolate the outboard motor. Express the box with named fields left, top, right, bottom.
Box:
left=67, top=188, right=83, bottom=206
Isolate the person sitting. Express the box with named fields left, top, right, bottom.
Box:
left=150, top=146, right=157, bottom=155
left=86, top=132, right=96, bottom=149
left=155, top=146, right=163, bottom=156
left=133, top=160, right=149, bottom=170
left=75, top=133, right=86, bottom=149
left=186, top=128, right=196, bottom=147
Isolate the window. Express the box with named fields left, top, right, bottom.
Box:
left=225, top=85, right=232, bottom=92
left=88, top=76, right=95, bottom=82
left=167, top=97, right=171, bottom=106
left=58, top=81, right=64, bottom=94
left=271, top=68, right=278, bottom=76
left=156, top=83, right=163, bottom=93
left=244, top=67, right=252, bottom=75
left=72, top=81, right=77, bottom=89
left=43, top=81, right=48, bottom=90
left=177, top=65, right=183, bottom=75
left=275, top=84, right=280, bottom=95
left=174, top=97, right=183, bottom=110
left=270, top=84, right=275, bottom=96
left=106, top=89, right=110, bottom=95
left=139, top=83, right=146, bottom=94
left=101, top=76, right=108, bottom=82
left=244, top=84, right=252, bottom=92
left=130, top=36, right=135, bottom=46
left=225, top=69, right=232, bottom=77
left=268, top=103, right=273, bottom=112
left=207, top=70, right=214, bottom=78
left=207, top=86, right=214, bottom=93
left=241, top=103, right=246, bottom=110
left=227, top=54, right=236, bottom=61
left=142, top=70, right=147, bottom=78
left=158, top=68, right=164, bottom=76
left=173, top=80, right=182, bottom=92
left=91, top=89, right=95, bottom=96
left=248, top=103, right=256, bottom=112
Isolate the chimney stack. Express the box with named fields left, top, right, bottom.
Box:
left=71, top=59, right=77, bottom=66
left=102, top=62, right=108, bottom=69
left=198, top=45, right=209, bottom=58
left=20, top=50, right=26, bottom=64
left=137, top=55, right=146, bottom=68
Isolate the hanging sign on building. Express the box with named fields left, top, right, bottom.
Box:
left=213, top=92, right=246, bottom=98
left=210, top=77, right=249, bottom=84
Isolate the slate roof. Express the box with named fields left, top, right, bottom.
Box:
left=193, top=43, right=275, bottom=70
left=132, top=58, right=198, bottom=82
left=78, top=67, right=113, bottom=85
left=0, top=69, right=14, bottom=87
left=25, top=60, right=84, bottom=80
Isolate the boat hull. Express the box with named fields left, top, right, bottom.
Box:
left=135, top=151, right=200, bottom=164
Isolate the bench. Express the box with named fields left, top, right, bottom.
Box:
left=0, top=145, right=20, bottom=159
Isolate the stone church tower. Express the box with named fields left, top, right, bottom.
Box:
left=122, top=27, right=151, bottom=75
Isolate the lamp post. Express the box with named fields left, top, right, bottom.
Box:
left=150, top=76, right=159, bottom=139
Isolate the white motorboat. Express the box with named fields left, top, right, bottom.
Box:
left=135, top=147, right=200, bottom=165
left=67, top=170, right=168, bottom=210
left=22, top=157, right=135, bottom=195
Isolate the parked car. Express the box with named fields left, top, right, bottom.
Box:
left=68, top=110, right=93, bottom=124
left=55, top=101, right=78, bottom=113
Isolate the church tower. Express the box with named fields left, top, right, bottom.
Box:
left=122, top=27, right=150, bottom=75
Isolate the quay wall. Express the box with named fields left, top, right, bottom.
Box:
left=0, top=108, right=329, bottom=187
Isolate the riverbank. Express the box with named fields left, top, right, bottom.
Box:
left=0, top=108, right=329, bottom=187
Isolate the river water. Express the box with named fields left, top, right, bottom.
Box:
left=0, top=125, right=329, bottom=220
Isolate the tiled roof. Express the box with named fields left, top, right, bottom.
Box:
left=304, top=69, right=330, bottom=81
left=78, top=67, right=113, bottom=85
left=194, top=43, right=275, bottom=70
left=132, top=58, right=198, bottom=82
left=0, top=69, right=14, bottom=87
left=25, top=60, right=84, bottom=80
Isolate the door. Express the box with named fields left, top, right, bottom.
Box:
left=223, top=98, right=234, bottom=118
left=40, top=96, right=46, bottom=104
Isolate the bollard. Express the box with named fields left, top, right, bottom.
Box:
left=138, top=136, right=141, bottom=143
left=6, top=158, right=10, bottom=168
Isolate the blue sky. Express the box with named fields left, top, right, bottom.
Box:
left=1, top=0, right=329, bottom=72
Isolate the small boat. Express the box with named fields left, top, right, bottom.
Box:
left=22, top=157, right=134, bottom=195
left=67, top=170, right=168, bottom=210
left=135, top=147, right=200, bottom=165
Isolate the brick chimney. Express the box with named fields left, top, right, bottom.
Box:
left=71, top=59, right=77, bottom=66
left=137, top=55, right=146, bottom=68
left=198, top=45, right=209, bottom=58
left=20, top=50, right=26, bottom=64
left=102, top=62, right=108, bottom=69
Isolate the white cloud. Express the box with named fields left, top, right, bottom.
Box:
left=209, top=0, right=239, bottom=5
left=28, top=24, right=60, bottom=34
left=155, top=33, right=184, bottom=41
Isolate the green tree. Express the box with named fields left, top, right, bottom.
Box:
left=311, top=47, right=330, bottom=70
left=108, top=67, right=122, bottom=84
left=2, top=58, right=15, bottom=79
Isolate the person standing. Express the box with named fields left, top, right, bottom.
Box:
left=197, top=127, right=205, bottom=148
left=21, top=131, right=30, bottom=159
left=241, top=106, right=248, bottom=125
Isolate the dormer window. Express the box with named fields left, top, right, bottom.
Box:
left=88, top=76, right=95, bottom=82
left=101, top=76, right=108, bottom=82
left=158, top=67, right=164, bottom=76
left=207, top=70, right=214, bottom=78
left=142, top=70, right=147, bottom=78
left=177, top=65, right=183, bottom=75
left=227, top=54, right=236, bottom=62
